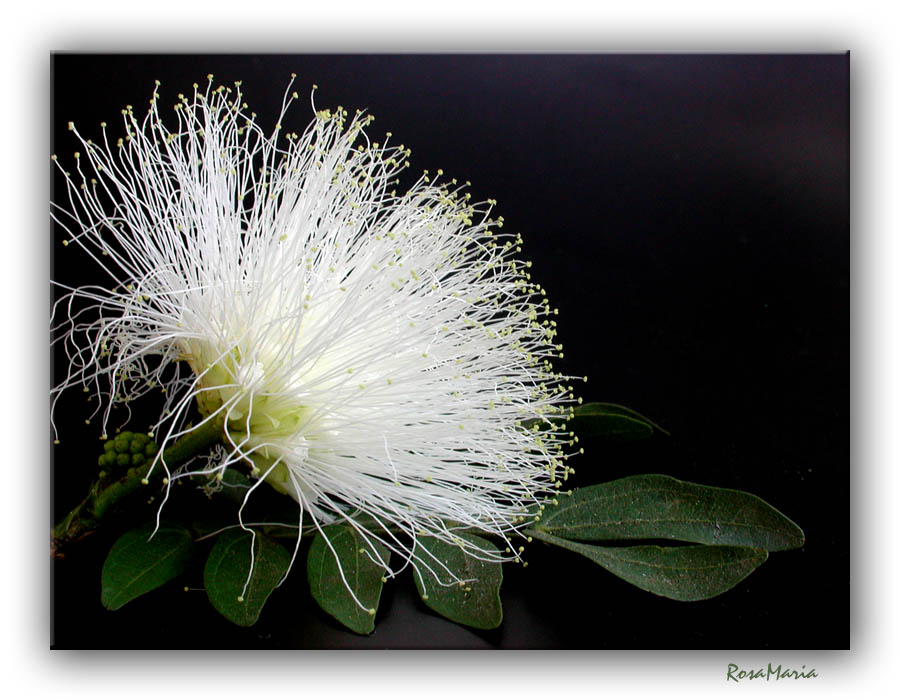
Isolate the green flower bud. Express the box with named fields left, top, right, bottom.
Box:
left=131, top=453, right=146, bottom=467
left=103, top=439, right=116, bottom=452
left=145, top=441, right=158, bottom=457
left=114, top=435, right=130, bottom=452
left=116, top=453, right=130, bottom=467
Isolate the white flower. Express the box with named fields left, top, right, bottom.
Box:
left=52, top=75, right=577, bottom=604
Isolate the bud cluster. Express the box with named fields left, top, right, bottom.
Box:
left=98, top=431, right=158, bottom=469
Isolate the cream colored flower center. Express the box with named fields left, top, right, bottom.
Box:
left=184, top=341, right=312, bottom=496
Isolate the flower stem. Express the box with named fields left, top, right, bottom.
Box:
left=51, top=416, right=225, bottom=557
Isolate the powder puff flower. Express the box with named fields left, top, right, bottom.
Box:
left=51, top=75, right=576, bottom=602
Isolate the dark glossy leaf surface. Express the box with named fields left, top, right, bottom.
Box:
left=307, top=524, right=391, bottom=635
left=204, top=529, right=291, bottom=627
left=569, top=402, right=668, bottom=439
left=101, top=522, right=194, bottom=610
left=413, top=533, right=503, bottom=629
left=529, top=530, right=767, bottom=601
left=213, top=468, right=253, bottom=504
left=534, top=474, right=804, bottom=551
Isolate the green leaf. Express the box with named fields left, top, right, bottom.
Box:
left=533, top=474, right=804, bottom=551
left=307, top=524, right=391, bottom=635
left=101, top=522, right=194, bottom=610
left=569, top=402, right=669, bottom=440
left=204, top=529, right=291, bottom=627
left=212, top=468, right=253, bottom=504
left=413, top=533, right=503, bottom=630
left=528, top=530, right=767, bottom=601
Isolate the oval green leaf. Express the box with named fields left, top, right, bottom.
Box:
left=569, top=402, right=669, bottom=440
left=413, top=533, right=503, bottom=630
left=213, top=468, right=253, bottom=504
left=307, top=524, right=391, bottom=635
left=204, top=529, right=291, bottom=627
left=534, top=474, right=804, bottom=551
left=528, top=530, right=767, bottom=601
left=101, top=522, right=194, bottom=610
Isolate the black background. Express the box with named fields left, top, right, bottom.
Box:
left=51, top=53, right=848, bottom=649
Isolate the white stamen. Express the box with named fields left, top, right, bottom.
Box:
left=51, top=77, right=577, bottom=607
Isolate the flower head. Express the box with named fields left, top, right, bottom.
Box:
left=52, top=76, right=577, bottom=601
